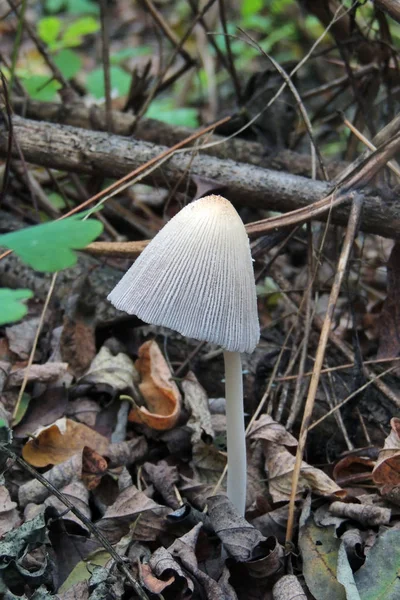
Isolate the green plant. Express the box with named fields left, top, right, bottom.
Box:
left=17, top=14, right=99, bottom=101
left=146, top=98, right=199, bottom=128
left=0, top=212, right=103, bottom=325
left=45, top=0, right=99, bottom=16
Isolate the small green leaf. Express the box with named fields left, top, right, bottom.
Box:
left=0, top=289, right=33, bottom=326
left=37, top=16, right=61, bottom=47
left=67, top=0, right=99, bottom=15
left=59, top=549, right=112, bottom=592
left=46, top=191, right=67, bottom=210
left=53, top=48, right=82, bottom=80
left=86, top=65, right=131, bottom=99
left=299, top=516, right=346, bottom=600
left=354, top=529, right=400, bottom=599
left=146, top=99, right=199, bottom=128
left=240, top=0, right=263, bottom=18
left=13, top=393, right=31, bottom=426
left=61, top=16, right=99, bottom=47
left=0, top=212, right=103, bottom=273
left=45, top=0, right=65, bottom=12
left=22, top=75, right=61, bottom=101
left=110, top=46, right=151, bottom=64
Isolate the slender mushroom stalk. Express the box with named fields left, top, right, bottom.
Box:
left=224, top=350, right=246, bottom=515
left=107, top=195, right=259, bottom=515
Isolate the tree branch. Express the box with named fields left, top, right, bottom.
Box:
left=1, top=115, right=400, bottom=239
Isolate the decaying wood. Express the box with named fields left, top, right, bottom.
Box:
left=2, top=116, right=400, bottom=239
left=11, top=97, right=346, bottom=178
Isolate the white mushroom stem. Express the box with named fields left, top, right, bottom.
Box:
left=223, top=350, right=246, bottom=515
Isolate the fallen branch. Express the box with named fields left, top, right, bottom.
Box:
left=1, top=116, right=400, bottom=239
left=11, top=97, right=346, bottom=177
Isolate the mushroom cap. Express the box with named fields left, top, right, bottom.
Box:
left=108, top=195, right=260, bottom=353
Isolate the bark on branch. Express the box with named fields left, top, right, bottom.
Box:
left=11, top=98, right=346, bottom=178
left=1, top=115, right=400, bottom=239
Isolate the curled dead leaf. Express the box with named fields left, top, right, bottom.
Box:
left=263, top=441, right=345, bottom=502
left=129, top=340, right=181, bottom=430
left=81, top=447, right=108, bottom=490
left=248, top=415, right=297, bottom=447
left=22, top=417, right=109, bottom=467
left=207, top=495, right=266, bottom=562
left=329, top=501, right=391, bottom=527
left=373, top=417, right=400, bottom=486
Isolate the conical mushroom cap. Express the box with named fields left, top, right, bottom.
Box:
left=108, top=195, right=260, bottom=353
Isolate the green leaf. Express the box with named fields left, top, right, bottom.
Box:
left=241, top=0, right=263, bottom=18
left=22, top=75, right=61, bottom=101
left=46, top=191, right=67, bottom=210
left=61, top=16, right=100, bottom=47
left=13, top=393, right=31, bottom=426
left=37, top=16, right=61, bottom=47
left=59, top=549, right=112, bottom=592
left=354, top=529, right=400, bottom=599
left=0, top=212, right=103, bottom=273
left=45, top=0, right=65, bottom=12
left=299, top=516, right=346, bottom=600
left=86, top=65, right=131, bottom=99
left=146, top=99, right=199, bottom=128
left=0, top=289, right=33, bottom=326
left=337, top=542, right=361, bottom=600
left=67, top=0, right=99, bottom=15
left=110, top=46, right=152, bottom=64
left=53, top=48, right=82, bottom=79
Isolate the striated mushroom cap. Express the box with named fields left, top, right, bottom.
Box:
left=108, top=195, right=260, bottom=353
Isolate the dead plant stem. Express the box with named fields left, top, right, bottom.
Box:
left=12, top=272, right=58, bottom=424
left=285, top=193, right=363, bottom=546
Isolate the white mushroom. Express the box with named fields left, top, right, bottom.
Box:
left=108, top=194, right=260, bottom=514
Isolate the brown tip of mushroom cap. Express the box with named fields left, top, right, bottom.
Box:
left=108, top=195, right=260, bottom=353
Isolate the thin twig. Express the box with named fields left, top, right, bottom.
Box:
left=286, top=224, right=314, bottom=430
left=309, top=366, right=396, bottom=431
left=218, top=0, right=241, bottom=102
left=0, top=445, right=149, bottom=600
left=12, top=272, right=58, bottom=423
left=99, top=0, right=113, bottom=133
left=285, top=193, right=363, bottom=546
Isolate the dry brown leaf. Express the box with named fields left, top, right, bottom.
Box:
left=140, top=561, right=176, bottom=595
left=252, top=505, right=297, bottom=546
left=14, top=386, right=69, bottom=438
left=144, top=546, right=192, bottom=596
left=22, top=417, right=109, bottom=467
left=0, top=485, right=20, bottom=537
left=168, top=522, right=229, bottom=599
left=273, top=575, right=307, bottom=600
left=5, top=318, right=40, bottom=360
left=182, top=371, right=214, bottom=443
left=207, top=495, right=265, bottom=562
left=373, top=417, right=400, bottom=486
left=178, top=475, right=214, bottom=510
left=378, top=242, right=400, bottom=361
left=332, top=454, right=375, bottom=486
left=81, top=447, right=108, bottom=490
left=60, top=305, right=96, bottom=378
left=263, top=442, right=345, bottom=502
left=45, top=480, right=91, bottom=532
left=129, top=340, right=181, bottom=430
left=329, top=501, right=391, bottom=527
left=19, top=453, right=83, bottom=507
left=248, top=415, right=298, bottom=447
left=143, top=461, right=180, bottom=509
left=104, top=436, right=148, bottom=467
left=191, top=440, right=226, bottom=485
left=78, top=345, right=138, bottom=393
left=97, top=484, right=171, bottom=543
left=6, top=362, right=69, bottom=388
